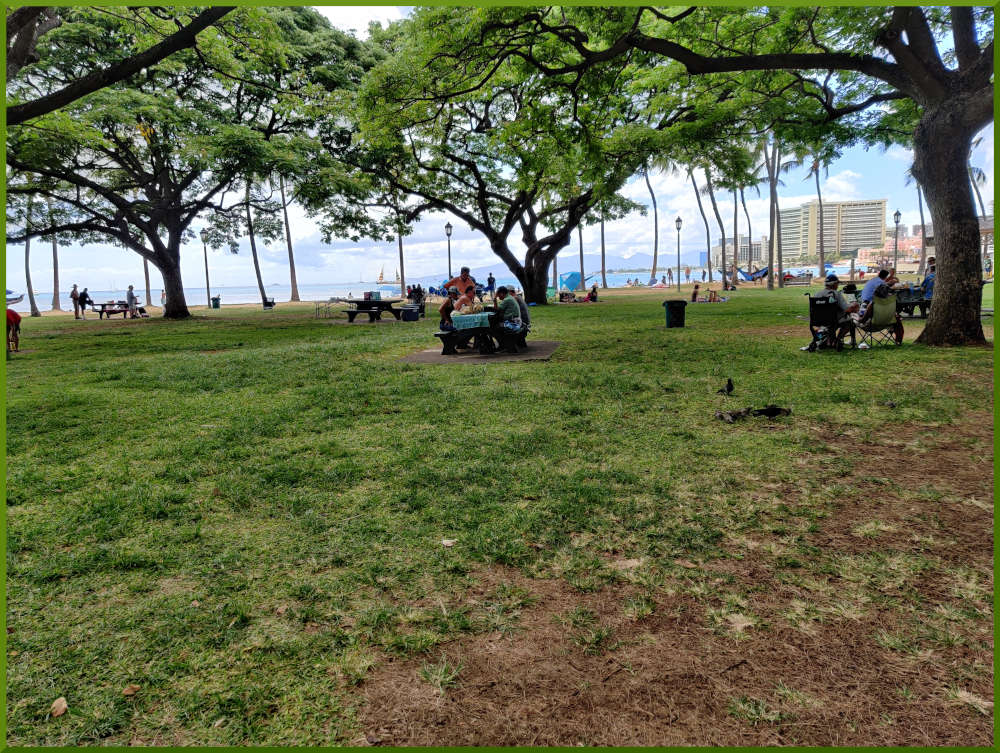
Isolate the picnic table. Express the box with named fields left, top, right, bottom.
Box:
left=342, top=298, right=404, bottom=322
left=93, top=301, right=148, bottom=319
left=891, top=285, right=931, bottom=318
left=434, top=308, right=528, bottom=355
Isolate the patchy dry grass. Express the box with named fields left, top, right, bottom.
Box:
left=6, top=287, right=992, bottom=745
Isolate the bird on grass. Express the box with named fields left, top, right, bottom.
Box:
left=716, top=378, right=734, bottom=396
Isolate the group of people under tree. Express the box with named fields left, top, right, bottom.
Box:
left=437, top=264, right=527, bottom=345
left=816, top=259, right=936, bottom=347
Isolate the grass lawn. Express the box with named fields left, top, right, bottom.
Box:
left=5, top=286, right=994, bottom=745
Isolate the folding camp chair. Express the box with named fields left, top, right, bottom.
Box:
left=858, top=293, right=901, bottom=347
left=805, top=293, right=851, bottom=351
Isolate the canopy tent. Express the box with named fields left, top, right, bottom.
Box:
left=558, top=271, right=597, bottom=291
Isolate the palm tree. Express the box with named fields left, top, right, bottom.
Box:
left=142, top=259, right=152, bottom=306
left=703, top=169, right=727, bottom=288
left=805, top=155, right=829, bottom=279
left=46, top=198, right=61, bottom=310
left=600, top=217, right=608, bottom=288
left=577, top=225, right=585, bottom=290
left=643, top=167, right=659, bottom=280
left=688, top=167, right=713, bottom=283
left=244, top=182, right=268, bottom=306
left=904, top=169, right=929, bottom=276
left=24, top=197, right=40, bottom=316
left=277, top=174, right=300, bottom=302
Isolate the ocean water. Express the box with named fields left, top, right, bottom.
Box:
left=11, top=264, right=839, bottom=313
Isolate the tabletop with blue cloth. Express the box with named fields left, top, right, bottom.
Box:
left=452, top=312, right=493, bottom=330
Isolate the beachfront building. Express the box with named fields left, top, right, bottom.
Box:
left=778, top=199, right=887, bottom=260
left=710, top=234, right=765, bottom=269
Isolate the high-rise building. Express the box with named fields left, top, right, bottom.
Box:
left=711, top=234, right=764, bottom=268
left=778, top=199, right=887, bottom=259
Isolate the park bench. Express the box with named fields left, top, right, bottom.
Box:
left=433, top=322, right=528, bottom=355
left=346, top=307, right=381, bottom=323
left=894, top=288, right=930, bottom=318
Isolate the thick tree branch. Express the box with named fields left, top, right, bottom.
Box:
left=7, top=7, right=234, bottom=125
left=951, top=6, right=980, bottom=71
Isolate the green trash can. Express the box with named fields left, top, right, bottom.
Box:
left=663, top=299, right=687, bottom=328
left=210, top=296, right=221, bottom=309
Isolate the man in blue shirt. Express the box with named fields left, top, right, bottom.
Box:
left=861, top=269, right=890, bottom=304
left=921, top=264, right=936, bottom=299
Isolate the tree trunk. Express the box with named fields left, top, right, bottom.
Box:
left=552, top=254, right=558, bottom=290
left=279, top=175, right=300, bottom=301
left=690, top=168, right=712, bottom=283
left=600, top=218, right=607, bottom=288
left=143, top=257, right=152, bottom=306
left=644, top=168, right=658, bottom=278
left=49, top=235, right=61, bottom=310
left=740, top=187, right=753, bottom=269
left=705, top=172, right=726, bottom=288
left=763, top=142, right=776, bottom=289
left=397, top=232, right=406, bottom=296
left=773, top=145, right=784, bottom=287
left=25, top=236, right=40, bottom=317
left=732, top=188, right=739, bottom=278
left=159, top=253, right=190, bottom=318
left=577, top=225, right=585, bottom=289
left=916, top=184, right=927, bottom=277
left=912, top=113, right=985, bottom=346
left=815, top=163, right=825, bottom=280
left=24, top=199, right=40, bottom=316
left=245, top=187, right=268, bottom=305
left=522, top=254, right=551, bottom=304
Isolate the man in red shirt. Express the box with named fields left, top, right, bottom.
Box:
left=7, top=308, right=22, bottom=352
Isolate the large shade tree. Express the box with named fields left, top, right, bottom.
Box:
left=400, top=5, right=993, bottom=345
left=6, top=7, right=374, bottom=318
left=307, top=12, right=684, bottom=303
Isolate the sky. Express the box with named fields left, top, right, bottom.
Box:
left=5, top=6, right=995, bottom=294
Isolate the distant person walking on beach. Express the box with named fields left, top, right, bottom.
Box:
left=666, top=269, right=673, bottom=284
left=160, top=289, right=166, bottom=307
left=126, top=285, right=138, bottom=318
left=77, top=287, right=92, bottom=319
left=70, top=284, right=81, bottom=319
left=684, top=266, right=691, bottom=282
left=702, top=269, right=706, bottom=282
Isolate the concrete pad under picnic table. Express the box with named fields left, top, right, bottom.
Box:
left=400, top=340, right=560, bottom=364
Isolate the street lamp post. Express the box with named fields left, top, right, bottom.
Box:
left=675, top=216, right=682, bottom=291
left=892, top=209, right=901, bottom=272
left=200, top=229, right=211, bottom=308
left=444, top=222, right=453, bottom=279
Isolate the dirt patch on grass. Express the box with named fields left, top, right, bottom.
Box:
left=356, top=413, right=993, bottom=745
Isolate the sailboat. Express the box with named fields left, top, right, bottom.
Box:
left=376, top=266, right=385, bottom=284
left=393, top=268, right=401, bottom=284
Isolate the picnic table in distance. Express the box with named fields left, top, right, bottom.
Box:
left=343, top=297, right=404, bottom=322
left=93, top=301, right=148, bottom=319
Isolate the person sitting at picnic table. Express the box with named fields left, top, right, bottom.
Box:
left=586, top=283, right=598, bottom=302
left=495, top=286, right=521, bottom=330
left=920, top=264, right=936, bottom=299
left=438, top=286, right=460, bottom=331
left=455, top=284, right=477, bottom=313
left=858, top=281, right=905, bottom=344
left=885, top=267, right=900, bottom=286
left=513, top=288, right=531, bottom=325
left=860, top=269, right=890, bottom=311
left=818, top=273, right=859, bottom=346
left=444, top=267, right=477, bottom=298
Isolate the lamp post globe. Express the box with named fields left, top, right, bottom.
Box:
left=444, top=222, right=453, bottom=279
left=675, top=216, right=682, bottom=291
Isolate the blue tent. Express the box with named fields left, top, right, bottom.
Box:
left=559, top=271, right=598, bottom=290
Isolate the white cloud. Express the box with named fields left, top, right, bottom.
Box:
left=314, top=5, right=407, bottom=38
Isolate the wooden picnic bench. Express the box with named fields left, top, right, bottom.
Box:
left=93, top=302, right=148, bottom=319
left=433, top=313, right=529, bottom=355
left=342, top=298, right=403, bottom=323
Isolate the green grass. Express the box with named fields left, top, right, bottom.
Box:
left=5, top=288, right=993, bottom=744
